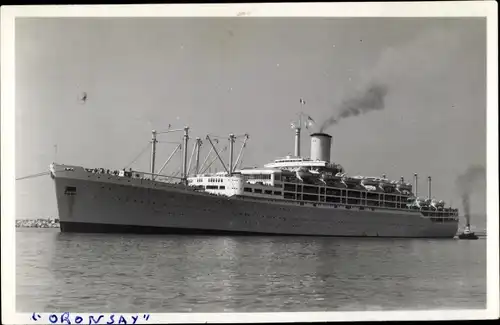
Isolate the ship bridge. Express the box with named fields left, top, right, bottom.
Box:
left=265, top=156, right=328, bottom=169
left=264, top=156, right=344, bottom=174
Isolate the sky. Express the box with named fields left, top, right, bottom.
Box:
left=14, top=17, right=487, bottom=225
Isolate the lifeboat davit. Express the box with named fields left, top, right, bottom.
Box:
left=361, top=177, right=380, bottom=187
left=379, top=179, right=396, bottom=191
left=296, top=167, right=314, bottom=182
left=320, top=173, right=344, bottom=187
left=396, top=181, right=412, bottom=193
left=430, top=199, right=445, bottom=210
left=342, top=176, right=362, bottom=188
left=413, top=197, right=428, bottom=208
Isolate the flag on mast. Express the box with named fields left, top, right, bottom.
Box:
left=305, top=115, right=315, bottom=129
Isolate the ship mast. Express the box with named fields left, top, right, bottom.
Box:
left=428, top=176, right=432, bottom=199
left=187, top=137, right=198, bottom=176
left=414, top=173, right=418, bottom=197
left=291, top=99, right=309, bottom=157
left=228, top=134, right=235, bottom=175
left=150, top=130, right=157, bottom=176
left=182, top=127, right=189, bottom=184
left=150, top=126, right=189, bottom=183
left=194, top=137, right=202, bottom=175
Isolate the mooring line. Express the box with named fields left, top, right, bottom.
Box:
left=15, top=171, right=50, bottom=181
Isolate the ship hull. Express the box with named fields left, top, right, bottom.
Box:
left=51, top=165, right=458, bottom=238
left=458, top=233, right=479, bottom=240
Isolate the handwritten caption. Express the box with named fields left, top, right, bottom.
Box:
left=31, top=312, right=151, bottom=324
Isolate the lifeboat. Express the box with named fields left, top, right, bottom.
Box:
left=357, top=177, right=380, bottom=191
left=431, top=199, right=445, bottom=210
left=406, top=196, right=419, bottom=209
left=360, top=177, right=381, bottom=187
left=320, top=173, right=344, bottom=187
left=320, top=172, right=340, bottom=182
left=396, top=181, right=412, bottom=193
left=345, top=178, right=364, bottom=190
left=364, top=185, right=377, bottom=191
left=342, top=175, right=362, bottom=187
left=413, top=197, right=428, bottom=208
left=378, top=179, right=396, bottom=192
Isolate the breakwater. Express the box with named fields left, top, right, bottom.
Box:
left=16, top=218, right=60, bottom=228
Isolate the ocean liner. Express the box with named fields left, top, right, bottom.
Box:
left=50, top=122, right=459, bottom=237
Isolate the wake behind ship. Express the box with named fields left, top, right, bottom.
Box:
left=50, top=123, right=459, bottom=238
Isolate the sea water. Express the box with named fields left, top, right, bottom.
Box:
left=16, top=228, right=486, bottom=312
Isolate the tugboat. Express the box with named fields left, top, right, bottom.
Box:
left=458, top=224, right=479, bottom=240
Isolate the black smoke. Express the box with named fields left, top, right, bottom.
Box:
left=318, top=28, right=462, bottom=133
left=319, top=83, right=388, bottom=133
left=461, top=194, right=470, bottom=226
left=456, top=165, right=486, bottom=226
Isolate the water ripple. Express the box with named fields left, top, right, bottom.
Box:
left=16, top=228, right=486, bottom=312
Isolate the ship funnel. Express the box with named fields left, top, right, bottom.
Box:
left=294, top=128, right=301, bottom=157
left=310, top=133, right=332, bottom=162
left=414, top=173, right=418, bottom=197
left=428, top=176, right=432, bottom=199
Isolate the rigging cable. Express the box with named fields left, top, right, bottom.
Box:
left=238, top=150, right=245, bottom=170
left=16, top=171, right=50, bottom=181
left=124, top=142, right=151, bottom=170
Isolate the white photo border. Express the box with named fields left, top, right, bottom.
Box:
left=1, top=2, right=498, bottom=323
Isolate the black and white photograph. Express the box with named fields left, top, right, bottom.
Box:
left=1, top=2, right=498, bottom=323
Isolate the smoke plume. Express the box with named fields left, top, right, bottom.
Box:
left=319, top=83, right=388, bottom=132
left=455, top=165, right=486, bottom=225
left=461, top=194, right=470, bottom=226
left=318, top=27, right=462, bottom=133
